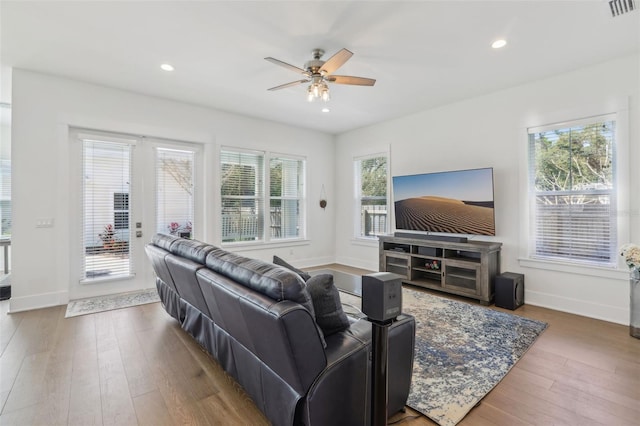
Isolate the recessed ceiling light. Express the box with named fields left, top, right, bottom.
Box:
left=160, top=63, right=174, bottom=72
left=322, top=108, right=330, bottom=113
left=491, top=39, right=507, bottom=49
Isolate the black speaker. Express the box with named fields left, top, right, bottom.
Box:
left=0, top=283, right=10, bottom=301
left=362, top=272, right=403, bottom=322
left=495, top=272, right=524, bottom=310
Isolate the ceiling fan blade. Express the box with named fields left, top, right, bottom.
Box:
left=267, top=80, right=309, bottom=91
left=319, top=48, right=353, bottom=75
left=264, top=57, right=308, bottom=75
left=328, top=75, right=376, bottom=86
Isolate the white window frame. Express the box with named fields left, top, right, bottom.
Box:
left=354, top=153, right=389, bottom=240
left=519, top=100, right=630, bottom=278
left=220, top=147, right=306, bottom=247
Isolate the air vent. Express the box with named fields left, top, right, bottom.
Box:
left=609, top=0, right=636, bottom=17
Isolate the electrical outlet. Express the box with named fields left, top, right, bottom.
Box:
left=35, top=218, right=54, bottom=228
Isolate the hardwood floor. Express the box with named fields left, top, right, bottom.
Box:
left=1, top=265, right=639, bottom=425
left=0, top=298, right=269, bottom=425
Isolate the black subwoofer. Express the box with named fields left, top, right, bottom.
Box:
left=0, top=283, right=10, bottom=301
left=495, top=272, right=524, bottom=310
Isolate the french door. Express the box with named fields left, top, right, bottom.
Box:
left=72, top=128, right=200, bottom=293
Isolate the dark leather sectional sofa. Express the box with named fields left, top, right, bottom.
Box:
left=145, top=234, right=416, bottom=426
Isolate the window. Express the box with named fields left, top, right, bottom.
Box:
left=528, top=115, right=617, bottom=266
left=1, top=103, right=10, bottom=238
left=82, top=137, right=133, bottom=279
left=156, top=148, right=195, bottom=238
left=221, top=150, right=265, bottom=243
left=220, top=149, right=305, bottom=244
left=0, top=159, right=10, bottom=237
left=270, top=156, right=304, bottom=240
left=355, top=155, right=388, bottom=238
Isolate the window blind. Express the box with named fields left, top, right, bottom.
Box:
left=270, top=156, right=304, bottom=239
left=221, top=150, right=264, bottom=243
left=0, top=158, right=10, bottom=237
left=82, top=139, right=133, bottom=280
left=528, top=117, right=616, bottom=265
left=356, top=155, right=388, bottom=237
left=156, top=148, right=195, bottom=238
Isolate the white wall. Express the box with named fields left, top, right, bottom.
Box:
left=335, top=54, right=640, bottom=325
left=10, top=55, right=640, bottom=323
left=10, top=69, right=335, bottom=312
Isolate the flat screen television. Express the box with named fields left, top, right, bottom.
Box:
left=392, top=167, right=495, bottom=236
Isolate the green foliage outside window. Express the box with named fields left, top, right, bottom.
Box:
left=532, top=122, right=614, bottom=192
left=270, top=162, right=282, bottom=208
left=360, top=156, right=387, bottom=206
left=221, top=163, right=257, bottom=197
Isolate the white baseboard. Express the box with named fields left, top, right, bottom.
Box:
left=526, top=289, right=628, bottom=325
left=9, top=290, right=69, bottom=313
left=297, top=255, right=337, bottom=269
left=332, top=255, right=378, bottom=272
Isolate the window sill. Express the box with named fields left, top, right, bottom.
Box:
left=351, top=237, right=379, bottom=248
left=518, top=257, right=629, bottom=281
left=80, top=273, right=136, bottom=284
left=222, top=239, right=310, bottom=252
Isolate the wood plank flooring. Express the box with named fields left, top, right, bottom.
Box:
left=1, top=264, right=639, bottom=425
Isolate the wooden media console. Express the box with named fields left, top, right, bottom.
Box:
left=378, top=235, right=501, bottom=305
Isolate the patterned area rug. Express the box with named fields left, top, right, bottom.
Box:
left=339, top=287, right=547, bottom=426
left=65, top=288, right=160, bottom=318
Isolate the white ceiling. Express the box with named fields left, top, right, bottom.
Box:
left=1, top=1, right=639, bottom=134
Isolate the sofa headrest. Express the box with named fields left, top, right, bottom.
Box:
left=169, top=238, right=217, bottom=264
left=205, top=249, right=316, bottom=317
left=152, top=233, right=180, bottom=251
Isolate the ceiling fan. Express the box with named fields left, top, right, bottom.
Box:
left=265, top=48, right=376, bottom=102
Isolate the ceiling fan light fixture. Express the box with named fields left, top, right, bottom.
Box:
left=266, top=48, right=374, bottom=103
left=307, top=81, right=331, bottom=102
left=321, top=87, right=330, bottom=102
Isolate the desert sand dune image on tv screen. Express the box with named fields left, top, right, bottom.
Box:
left=395, top=196, right=495, bottom=235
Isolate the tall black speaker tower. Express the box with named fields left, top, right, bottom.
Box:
left=362, top=272, right=403, bottom=426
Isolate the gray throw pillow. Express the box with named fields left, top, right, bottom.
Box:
left=306, top=274, right=350, bottom=336
left=273, top=255, right=312, bottom=282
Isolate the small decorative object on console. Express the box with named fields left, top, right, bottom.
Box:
left=425, top=260, right=440, bottom=270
